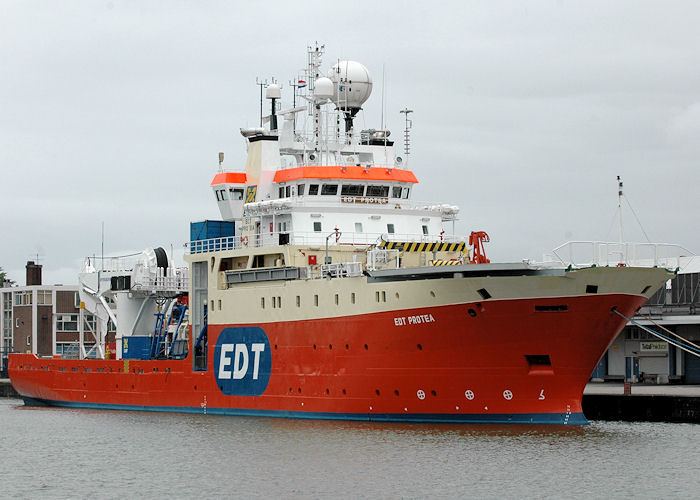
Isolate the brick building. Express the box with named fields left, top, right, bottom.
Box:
left=0, top=262, right=111, bottom=375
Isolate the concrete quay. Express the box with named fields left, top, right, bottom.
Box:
left=583, top=383, right=700, bottom=423
left=0, top=378, right=19, bottom=398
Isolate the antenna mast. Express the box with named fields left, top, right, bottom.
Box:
left=255, top=77, right=270, bottom=127
left=400, top=108, right=413, bottom=157
left=617, top=175, right=624, bottom=244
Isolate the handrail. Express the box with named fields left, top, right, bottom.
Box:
left=548, top=241, right=694, bottom=269
left=188, top=230, right=465, bottom=254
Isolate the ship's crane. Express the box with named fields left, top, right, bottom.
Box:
left=469, top=231, right=491, bottom=264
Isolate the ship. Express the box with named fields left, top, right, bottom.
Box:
left=9, top=44, right=675, bottom=424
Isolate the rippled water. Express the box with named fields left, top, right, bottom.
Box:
left=1, top=398, right=698, bottom=499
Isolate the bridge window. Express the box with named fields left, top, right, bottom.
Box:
left=230, top=188, right=244, bottom=200
left=341, top=184, right=364, bottom=196
left=387, top=223, right=395, bottom=234
left=367, top=185, right=389, bottom=197
left=279, top=187, right=284, bottom=198
left=392, top=186, right=402, bottom=198
left=297, top=184, right=305, bottom=196
left=285, top=186, right=291, bottom=197
left=321, top=184, right=338, bottom=195
left=402, top=187, right=410, bottom=199
left=308, top=184, right=319, bottom=195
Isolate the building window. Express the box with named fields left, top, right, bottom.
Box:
left=261, top=297, right=265, bottom=309
left=367, top=185, right=389, bottom=197
left=382, top=291, right=387, bottom=302
left=56, top=314, right=79, bottom=332
left=422, top=225, right=429, bottom=235
left=335, top=294, right=339, bottom=305
left=297, top=184, right=305, bottom=196
left=341, top=184, right=365, bottom=196
left=37, top=290, right=52, bottom=305
left=313, top=222, right=322, bottom=232
left=321, top=184, right=338, bottom=196
left=308, top=184, right=319, bottom=195
left=314, top=294, right=319, bottom=307
left=351, top=292, right=356, bottom=304
left=355, top=222, right=363, bottom=233
left=14, top=292, right=32, bottom=306
left=387, top=224, right=395, bottom=234
left=296, top=296, right=301, bottom=307
left=75, top=292, right=81, bottom=308
left=376, top=291, right=380, bottom=302
left=278, top=296, right=282, bottom=308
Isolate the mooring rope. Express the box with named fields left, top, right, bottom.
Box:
left=612, top=308, right=700, bottom=358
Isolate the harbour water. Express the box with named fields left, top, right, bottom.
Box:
left=1, top=398, right=698, bottom=499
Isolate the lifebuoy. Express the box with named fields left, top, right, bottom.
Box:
left=240, top=236, right=249, bottom=247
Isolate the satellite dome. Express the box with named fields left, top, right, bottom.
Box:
left=313, top=77, right=334, bottom=101
left=265, top=83, right=281, bottom=99
left=328, top=61, right=372, bottom=112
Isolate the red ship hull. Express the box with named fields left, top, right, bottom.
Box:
left=8, top=293, right=645, bottom=424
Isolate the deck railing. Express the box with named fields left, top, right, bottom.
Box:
left=188, top=231, right=464, bottom=254
left=547, top=241, right=694, bottom=269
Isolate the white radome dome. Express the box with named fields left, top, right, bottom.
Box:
left=313, top=77, right=334, bottom=100
left=328, top=60, right=372, bottom=111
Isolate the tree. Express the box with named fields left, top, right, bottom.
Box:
left=0, top=267, right=14, bottom=287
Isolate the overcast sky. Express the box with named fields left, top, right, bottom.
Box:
left=1, top=0, right=699, bottom=285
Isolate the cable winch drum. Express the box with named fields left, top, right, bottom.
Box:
left=154, top=247, right=168, bottom=275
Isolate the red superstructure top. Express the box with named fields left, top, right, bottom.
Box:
left=272, top=166, right=418, bottom=184
left=210, top=172, right=247, bottom=186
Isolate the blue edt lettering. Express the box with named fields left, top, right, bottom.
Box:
left=214, top=327, right=271, bottom=396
